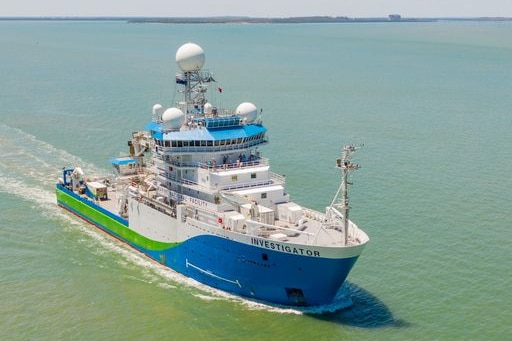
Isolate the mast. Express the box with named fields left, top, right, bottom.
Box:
left=178, top=70, right=213, bottom=115
left=326, top=145, right=361, bottom=245
left=175, top=42, right=215, bottom=117
left=339, top=145, right=361, bottom=245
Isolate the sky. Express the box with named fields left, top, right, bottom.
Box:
left=1, top=0, right=512, bottom=18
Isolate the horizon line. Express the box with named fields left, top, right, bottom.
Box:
left=1, top=15, right=511, bottom=20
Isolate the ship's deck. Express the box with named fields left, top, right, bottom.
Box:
left=90, top=185, right=366, bottom=248
left=254, top=214, right=364, bottom=247
left=96, top=187, right=123, bottom=218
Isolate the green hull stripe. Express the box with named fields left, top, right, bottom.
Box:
left=56, top=187, right=178, bottom=251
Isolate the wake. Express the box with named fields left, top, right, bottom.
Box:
left=0, top=124, right=353, bottom=314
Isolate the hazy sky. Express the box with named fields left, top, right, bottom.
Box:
left=1, top=0, right=511, bottom=18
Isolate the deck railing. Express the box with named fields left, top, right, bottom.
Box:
left=198, top=157, right=269, bottom=171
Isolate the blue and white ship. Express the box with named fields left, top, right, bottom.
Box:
left=56, top=43, right=369, bottom=306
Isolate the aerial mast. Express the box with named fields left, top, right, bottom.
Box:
left=175, top=42, right=214, bottom=116
left=325, top=145, right=361, bottom=245
left=339, top=145, right=361, bottom=245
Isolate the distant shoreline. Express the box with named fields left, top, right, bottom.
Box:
left=1, top=16, right=512, bottom=23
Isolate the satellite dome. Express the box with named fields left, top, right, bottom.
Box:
left=236, top=102, right=258, bottom=123
left=203, top=102, right=213, bottom=115
left=176, top=43, right=205, bottom=72
left=162, top=107, right=185, bottom=129
left=152, top=103, right=164, bottom=117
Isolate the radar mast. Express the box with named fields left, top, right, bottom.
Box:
left=325, top=145, right=362, bottom=245
left=175, top=42, right=215, bottom=116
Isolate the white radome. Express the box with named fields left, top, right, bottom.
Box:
left=203, top=102, right=213, bottom=115
left=162, top=107, right=186, bottom=129
left=152, top=103, right=164, bottom=117
left=176, top=43, right=205, bottom=72
left=236, top=102, right=258, bottom=123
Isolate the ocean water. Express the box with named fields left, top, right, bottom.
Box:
left=1, top=20, right=511, bottom=340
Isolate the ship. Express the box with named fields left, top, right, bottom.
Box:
left=56, top=42, right=369, bottom=306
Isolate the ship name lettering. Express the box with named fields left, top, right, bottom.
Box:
left=250, top=238, right=320, bottom=257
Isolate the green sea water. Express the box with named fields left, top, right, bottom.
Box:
left=0, top=20, right=511, bottom=340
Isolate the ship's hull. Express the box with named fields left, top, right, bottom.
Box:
left=56, top=184, right=361, bottom=306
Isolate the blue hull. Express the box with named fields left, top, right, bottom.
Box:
left=152, top=236, right=359, bottom=306
left=57, top=185, right=358, bottom=306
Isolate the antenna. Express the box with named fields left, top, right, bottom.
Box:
left=326, top=144, right=362, bottom=245
left=175, top=42, right=216, bottom=116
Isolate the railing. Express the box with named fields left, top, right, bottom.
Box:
left=181, top=178, right=199, bottom=186
left=155, top=158, right=284, bottom=190
left=180, top=177, right=275, bottom=191
left=183, top=203, right=315, bottom=240
left=271, top=172, right=286, bottom=184
left=219, top=179, right=274, bottom=191
left=156, top=157, right=272, bottom=172
left=198, top=157, right=269, bottom=171
left=157, top=172, right=178, bottom=182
